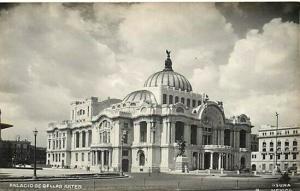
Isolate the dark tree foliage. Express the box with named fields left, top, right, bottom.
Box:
left=176, top=136, right=186, bottom=157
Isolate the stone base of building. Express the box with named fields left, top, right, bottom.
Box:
left=175, top=156, right=189, bottom=172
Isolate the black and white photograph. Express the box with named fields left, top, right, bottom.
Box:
left=0, top=2, right=299, bottom=191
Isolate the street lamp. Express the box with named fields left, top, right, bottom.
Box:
left=33, top=129, right=38, bottom=179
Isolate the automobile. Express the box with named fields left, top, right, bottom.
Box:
left=288, top=166, right=297, bottom=173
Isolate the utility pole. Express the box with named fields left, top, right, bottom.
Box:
left=275, top=112, right=279, bottom=171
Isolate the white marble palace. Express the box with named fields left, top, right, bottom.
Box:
left=46, top=51, right=253, bottom=172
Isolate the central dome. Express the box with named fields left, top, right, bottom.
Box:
left=144, top=50, right=193, bottom=92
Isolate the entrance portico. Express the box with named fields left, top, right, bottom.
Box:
left=91, top=149, right=112, bottom=171
left=201, top=145, right=233, bottom=170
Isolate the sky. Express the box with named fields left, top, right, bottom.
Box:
left=0, top=3, right=299, bottom=147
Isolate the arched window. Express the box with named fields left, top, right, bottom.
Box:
left=270, top=142, right=274, bottom=147
left=240, top=117, right=246, bottom=122
left=138, top=150, right=145, bottom=166
left=239, top=130, right=246, bottom=148
left=187, top=99, right=190, bottom=107
left=175, top=121, right=184, bottom=142
left=175, top=96, right=179, bottom=103
left=181, top=97, right=185, bottom=104
left=176, top=107, right=184, bottom=113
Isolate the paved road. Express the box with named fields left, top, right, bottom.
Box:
left=0, top=172, right=299, bottom=191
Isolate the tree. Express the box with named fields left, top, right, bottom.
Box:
left=176, top=136, right=186, bottom=157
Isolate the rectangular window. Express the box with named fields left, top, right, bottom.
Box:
left=48, top=140, right=51, bottom=149
left=123, top=131, right=128, bottom=144
left=140, top=122, right=147, bottom=142
left=262, top=154, right=265, bottom=160
left=122, top=150, right=129, bottom=156
left=87, top=106, right=89, bottom=116
left=192, top=100, right=196, bottom=107
left=285, top=154, right=288, bottom=160
left=82, top=153, right=85, bottom=161
left=88, top=152, right=90, bottom=161
left=124, top=123, right=129, bottom=129
left=169, top=95, right=173, bottom=104
left=262, top=164, right=266, bottom=170
left=293, top=153, right=296, bottom=160
left=191, top=125, right=197, bottom=145
left=163, top=94, right=167, bottom=104
left=63, top=139, right=65, bottom=148
left=75, top=153, right=78, bottom=161
left=270, top=155, right=273, bottom=160
left=277, top=154, right=280, bottom=160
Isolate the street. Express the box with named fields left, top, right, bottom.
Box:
left=1, top=172, right=299, bottom=191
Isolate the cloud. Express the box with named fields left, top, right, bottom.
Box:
left=218, top=18, right=300, bottom=129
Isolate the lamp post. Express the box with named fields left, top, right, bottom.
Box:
left=33, top=129, right=38, bottom=179
left=275, top=112, right=279, bottom=171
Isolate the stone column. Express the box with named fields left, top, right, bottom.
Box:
left=108, top=150, right=111, bottom=167
left=101, top=151, right=104, bottom=166
left=226, top=154, right=229, bottom=170
left=184, top=123, right=191, bottom=145
left=198, top=153, right=201, bottom=170
left=170, top=122, right=175, bottom=144
left=147, top=121, right=151, bottom=143
left=165, top=121, right=169, bottom=144
left=210, top=152, right=213, bottom=169
left=218, top=153, right=221, bottom=170
left=95, top=151, right=98, bottom=165
left=91, top=151, right=94, bottom=165
left=202, top=152, right=205, bottom=169
left=220, top=129, right=224, bottom=145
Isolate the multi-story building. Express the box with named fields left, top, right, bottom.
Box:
left=47, top=52, right=253, bottom=172
left=251, top=125, right=300, bottom=173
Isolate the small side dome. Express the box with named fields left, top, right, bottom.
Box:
left=123, top=90, right=157, bottom=104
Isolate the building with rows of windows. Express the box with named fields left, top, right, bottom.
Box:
left=46, top=52, right=253, bottom=172
left=251, top=125, right=300, bottom=173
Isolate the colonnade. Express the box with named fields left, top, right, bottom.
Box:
left=91, top=150, right=112, bottom=167
left=193, top=151, right=234, bottom=170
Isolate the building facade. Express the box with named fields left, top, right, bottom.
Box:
left=47, top=52, right=253, bottom=172
left=251, top=125, right=300, bottom=173
left=0, top=138, right=46, bottom=167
